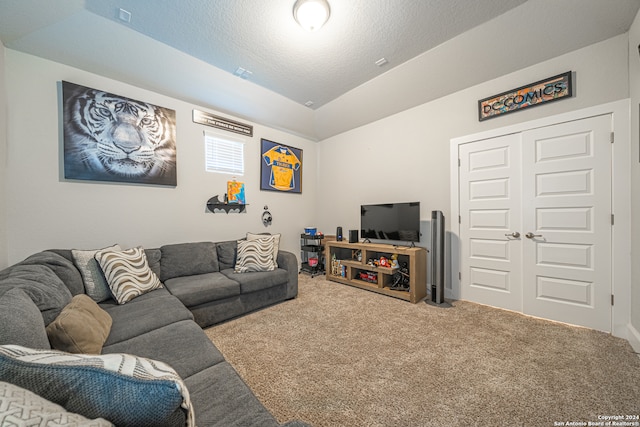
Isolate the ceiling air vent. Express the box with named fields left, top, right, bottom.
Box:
left=118, top=8, right=131, bottom=23
left=233, top=67, right=253, bottom=79
left=375, top=58, right=388, bottom=67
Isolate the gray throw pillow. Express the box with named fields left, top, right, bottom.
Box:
left=72, top=244, right=120, bottom=302
left=0, top=288, right=51, bottom=349
left=216, top=240, right=238, bottom=270
left=145, top=248, right=162, bottom=278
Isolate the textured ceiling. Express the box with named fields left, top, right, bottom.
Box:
left=86, top=0, right=536, bottom=108
left=81, top=0, right=530, bottom=108
left=0, top=0, right=529, bottom=109
left=1, top=0, right=639, bottom=140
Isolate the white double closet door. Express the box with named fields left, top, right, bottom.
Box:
left=459, top=114, right=612, bottom=332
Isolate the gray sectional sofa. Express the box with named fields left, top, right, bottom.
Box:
left=0, top=239, right=309, bottom=427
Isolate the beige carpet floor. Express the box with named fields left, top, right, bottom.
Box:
left=204, top=275, right=640, bottom=427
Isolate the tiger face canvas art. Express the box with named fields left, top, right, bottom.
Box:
left=62, top=81, right=177, bottom=186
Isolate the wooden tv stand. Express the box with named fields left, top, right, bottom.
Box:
left=325, top=240, right=427, bottom=303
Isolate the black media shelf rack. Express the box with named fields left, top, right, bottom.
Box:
left=299, top=234, right=325, bottom=277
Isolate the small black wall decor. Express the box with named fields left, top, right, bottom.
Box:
left=478, top=71, right=573, bottom=121
left=62, top=81, right=177, bottom=186
left=260, top=138, right=302, bottom=194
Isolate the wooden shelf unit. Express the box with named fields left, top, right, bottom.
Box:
left=325, top=240, right=427, bottom=303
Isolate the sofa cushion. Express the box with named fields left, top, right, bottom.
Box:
left=145, top=248, right=162, bottom=278
left=216, top=240, right=238, bottom=270
left=0, top=288, right=50, bottom=349
left=189, top=296, right=245, bottom=328
left=234, top=238, right=277, bottom=273
left=72, top=244, right=121, bottom=303
left=185, top=362, right=281, bottom=427
left=160, top=242, right=219, bottom=281
left=46, top=295, right=112, bottom=354
left=246, top=232, right=280, bottom=267
left=103, top=320, right=225, bottom=379
left=101, top=293, right=194, bottom=346
left=20, top=251, right=85, bottom=296
left=95, top=247, right=162, bottom=304
left=0, top=345, right=193, bottom=427
left=164, top=272, right=240, bottom=307
left=221, top=268, right=289, bottom=294
left=0, top=264, right=72, bottom=325
left=0, top=381, right=114, bottom=426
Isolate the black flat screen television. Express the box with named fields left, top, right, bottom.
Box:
left=360, top=202, right=421, bottom=242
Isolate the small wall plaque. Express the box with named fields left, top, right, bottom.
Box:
left=193, top=109, right=253, bottom=136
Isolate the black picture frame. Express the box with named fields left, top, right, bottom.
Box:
left=259, top=138, right=302, bottom=194
left=62, top=81, right=177, bottom=186
left=478, top=71, right=573, bottom=121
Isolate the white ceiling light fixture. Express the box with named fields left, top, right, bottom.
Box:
left=293, top=0, right=331, bottom=32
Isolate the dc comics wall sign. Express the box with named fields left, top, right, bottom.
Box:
left=478, top=71, right=572, bottom=121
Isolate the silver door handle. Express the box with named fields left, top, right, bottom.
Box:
left=525, top=232, right=542, bottom=239
left=504, top=232, right=520, bottom=238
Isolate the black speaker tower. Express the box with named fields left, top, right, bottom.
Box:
left=430, top=210, right=445, bottom=304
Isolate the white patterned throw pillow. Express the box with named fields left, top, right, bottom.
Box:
left=94, top=247, right=162, bottom=304
left=235, top=238, right=278, bottom=273
left=0, top=381, right=114, bottom=426
left=246, top=232, right=280, bottom=268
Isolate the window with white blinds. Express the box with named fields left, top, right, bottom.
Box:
left=204, top=131, right=245, bottom=175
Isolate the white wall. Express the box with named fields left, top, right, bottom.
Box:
left=628, top=11, right=640, bottom=340
left=0, top=41, right=8, bottom=269
left=316, top=34, right=630, bottom=287
left=313, top=1, right=640, bottom=141
left=4, top=29, right=637, bottom=336
left=4, top=9, right=319, bottom=141
left=317, top=34, right=629, bottom=235
left=4, top=50, right=317, bottom=264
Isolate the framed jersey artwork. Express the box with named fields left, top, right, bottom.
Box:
left=260, top=139, right=303, bottom=194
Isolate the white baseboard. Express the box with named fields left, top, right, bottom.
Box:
left=627, top=323, right=640, bottom=355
